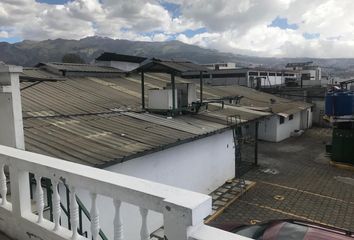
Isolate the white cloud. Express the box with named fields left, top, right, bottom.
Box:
left=1, top=0, right=354, bottom=57
left=173, top=0, right=354, bottom=57
left=0, top=31, right=8, bottom=38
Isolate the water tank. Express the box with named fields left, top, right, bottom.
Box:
left=325, top=91, right=354, bottom=116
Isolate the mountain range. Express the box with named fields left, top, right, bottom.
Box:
left=1, top=36, right=354, bottom=78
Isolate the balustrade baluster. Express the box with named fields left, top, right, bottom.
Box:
left=0, top=164, right=7, bottom=206
left=139, top=207, right=149, bottom=240
left=70, top=186, right=79, bottom=240
left=114, top=199, right=123, bottom=240
left=35, top=175, right=44, bottom=223
left=90, top=193, right=99, bottom=240
left=52, top=179, right=61, bottom=231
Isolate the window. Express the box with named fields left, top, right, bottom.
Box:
left=301, top=73, right=311, bottom=80
left=279, top=116, right=285, bottom=124
left=311, top=107, right=314, bottom=112
left=289, top=114, right=294, bottom=120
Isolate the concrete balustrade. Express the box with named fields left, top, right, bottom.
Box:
left=0, top=144, right=250, bottom=240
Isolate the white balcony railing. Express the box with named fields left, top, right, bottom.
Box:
left=0, top=144, right=250, bottom=240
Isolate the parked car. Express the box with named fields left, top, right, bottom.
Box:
left=211, top=219, right=354, bottom=240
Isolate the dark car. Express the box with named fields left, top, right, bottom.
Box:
left=212, top=219, right=354, bottom=240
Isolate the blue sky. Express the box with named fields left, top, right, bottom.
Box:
left=1, top=0, right=353, bottom=57
left=269, top=17, right=298, bottom=30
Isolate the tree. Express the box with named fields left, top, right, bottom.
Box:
left=62, top=53, right=85, bottom=64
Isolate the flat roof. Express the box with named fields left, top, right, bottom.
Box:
left=96, top=52, right=147, bottom=63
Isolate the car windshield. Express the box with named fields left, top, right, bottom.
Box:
left=233, top=221, right=354, bottom=240
left=232, top=224, right=268, bottom=239
left=233, top=222, right=309, bottom=240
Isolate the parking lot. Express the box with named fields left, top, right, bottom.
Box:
left=211, top=128, right=354, bottom=231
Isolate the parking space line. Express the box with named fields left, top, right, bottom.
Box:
left=259, top=181, right=354, bottom=205
left=238, top=200, right=338, bottom=228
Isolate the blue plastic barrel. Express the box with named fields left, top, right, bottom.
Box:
left=325, top=91, right=354, bottom=116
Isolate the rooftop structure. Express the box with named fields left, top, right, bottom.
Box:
left=96, top=52, right=147, bottom=63
left=137, top=58, right=209, bottom=74
left=0, top=62, right=255, bottom=240
left=35, top=62, right=124, bottom=77
left=285, top=61, right=315, bottom=68
left=285, top=61, right=323, bottom=85
left=95, top=52, right=147, bottom=72
left=21, top=68, right=274, bottom=167
left=202, top=62, right=237, bottom=70
left=0, top=61, right=313, bottom=240
left=182, top=67, right=298, bottom=88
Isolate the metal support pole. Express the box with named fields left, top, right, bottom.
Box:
left=255, top=121, right=259, bottom=166
left=141, top=70, right=145, bottom=109
left=171, top=72, right=176, bottom=111
left=200, top=71, right=203, bottom=104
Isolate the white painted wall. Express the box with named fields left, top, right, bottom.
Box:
left=258, top=116, right=278, bottom=142
left=148, top=89, right=178, bottom=110
left=72, top=130, right=235, bottom=240
left=260, top=76, right=283, bottom=86
left=276, top=112, right=301, bottom=141
left=107, top=130, right=235, bottom=193
left=258, top=109, right=313, bottom=142
left=0, top=64, right=24, bottom=149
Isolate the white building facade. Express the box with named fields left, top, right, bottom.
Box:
left=258, top=108, right=313, bottom=142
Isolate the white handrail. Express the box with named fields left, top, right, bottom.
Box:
left=0, top=144, right=250, bottom=240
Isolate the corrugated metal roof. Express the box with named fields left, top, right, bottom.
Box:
left=20, top=68, right=66, bottom=82
left=137, top=58, right=209, bottom=73
left=21, top=69, right=310, bottom=167
left=204, top=85, right=312, bottom=115
left=21, top=77, right=141, bottom=117
left=137, top=72, right=311, bottom=115
left=24, top=113, right=229, bottom=167
left=122, top=112, right=225, bottom=135
left=36, top=62, right=124, bottom=73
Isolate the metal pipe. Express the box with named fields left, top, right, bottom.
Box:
left=255, top=121, right=259, bottom=166
left=141, top=70, right=145, bottom=109
left=200, top=71, right=203, bottom=104
left=171, top=72, right=176, bottom=111
left=66, top=187, right=71, bottom=230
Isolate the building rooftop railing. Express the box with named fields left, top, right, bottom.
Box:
left=0, top=144, right=250, bottom=240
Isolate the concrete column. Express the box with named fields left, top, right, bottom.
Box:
left=0, top=63, right=24, bottom=150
